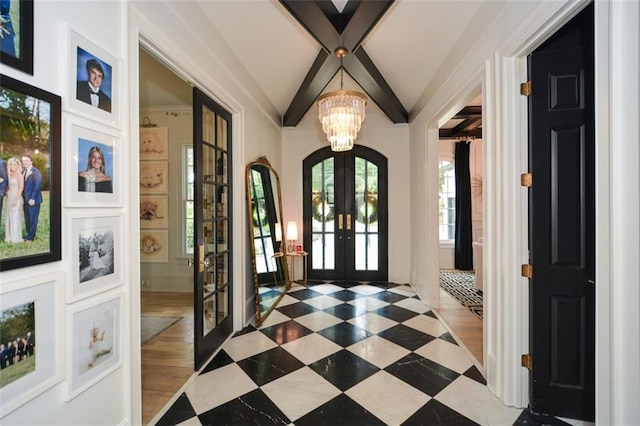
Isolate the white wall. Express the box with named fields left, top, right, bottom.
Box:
left=1, top=1, right=129, bottom=424
left=281, top=111, right=411, bottom=284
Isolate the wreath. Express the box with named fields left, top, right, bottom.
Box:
left=311, top=193, right=335, bottom=222
left=355, top=192, right=379, bottom=224
left=251, top=203, right=267, bottom=228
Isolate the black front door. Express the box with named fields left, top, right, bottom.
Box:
left=303, top=145, right=388, bottom=282
left=528, top=4, right=595, bottom=420
left=193, top=88, right=233, bottom=369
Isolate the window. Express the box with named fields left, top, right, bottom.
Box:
left=439, top=159, right=455, bottom=241
left=183, top=144, right=194, bottom=255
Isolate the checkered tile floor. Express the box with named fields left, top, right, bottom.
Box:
left=152, top=281, right=527, bottom=425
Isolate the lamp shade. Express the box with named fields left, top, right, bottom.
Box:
left=274, top=222, right=282, bottom=242
left=286, top=221, right=298, bottom=241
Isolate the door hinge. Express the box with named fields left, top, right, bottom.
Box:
left=521, top=173, right=532, bottom=187
left=520, top=81, right=531, bottom=96
left=521, top=263, right=533, bottom=278
left=521, top=354, right=533, bottom=370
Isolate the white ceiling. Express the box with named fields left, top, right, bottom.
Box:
left=140, top=0, right=493, bottom=125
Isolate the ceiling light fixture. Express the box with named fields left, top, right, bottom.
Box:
left=317, top=47, right=367, bottom=152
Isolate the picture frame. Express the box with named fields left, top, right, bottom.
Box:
left=68, top=212, right=123, bottom=303
left=140, top=160, right=168, bottom=194
left=0, top=0, right=34, bottom=75
left=0, top=271, right=64, bottom=418
left=140, top=229, right=169, bottom=263
left=65, top=290, right=122, bottom=401
left=63, top=117, right=121, bottom=207
left=140, top=126, right=168, bottom=160
left=65, top=26, right=119, bottom=128
left=0, top=74, right=62, bottom=272
left=140, top=195, right=169, bottom=229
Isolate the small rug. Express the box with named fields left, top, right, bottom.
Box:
left=439, top=269, right=483, bottom=319
left=141, top=316, right=182, bottom=346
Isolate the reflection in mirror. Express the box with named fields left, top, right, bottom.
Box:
left=246, top=156, right=289, bottom=326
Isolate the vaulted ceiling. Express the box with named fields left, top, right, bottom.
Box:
left=142, top=0, right=495, bottom=138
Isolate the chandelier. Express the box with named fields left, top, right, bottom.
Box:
left=317, top=47, right=367, bottom=152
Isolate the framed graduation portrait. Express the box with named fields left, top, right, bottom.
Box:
left=66, top=27, right=120, bottom=127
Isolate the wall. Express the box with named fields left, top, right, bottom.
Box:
left=139, top=107, right=193, bottom=292
left=1, top=1, right=129, bottom=424
left=281, top=111, right=411, bottom=284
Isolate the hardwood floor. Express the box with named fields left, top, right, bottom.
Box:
left=141, top=291, right=194, bottom=425
left=435, top=288, right=484, bottom=368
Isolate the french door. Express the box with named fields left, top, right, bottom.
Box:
left=193, top=88, right=233, bottom=369
left=303, top=145, right=387, bottom=282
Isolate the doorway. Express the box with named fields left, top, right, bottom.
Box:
left=303, top=145, right=388, bottom=282
left=435, top=95, right=484, bottom=366
left=138, top=47, right=235, bottom=423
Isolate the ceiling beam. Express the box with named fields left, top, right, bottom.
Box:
left=282, top=51, right=339, bottom=127
left=279, top=0, right=408, bottom=126
left=439, top=127, right=483, bottom=139
left=346, top=49, right=408, bottom=124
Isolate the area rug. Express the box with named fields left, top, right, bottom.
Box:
left=141, top=316, right=181, bottom=346
left=439, top=270, right=483, bottom=319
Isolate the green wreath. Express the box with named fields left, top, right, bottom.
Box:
left=252, top=203, right=267, bottom=228
left=355, top=192, right=379, bottom=224
left=311, top=193, right=335, bottom=222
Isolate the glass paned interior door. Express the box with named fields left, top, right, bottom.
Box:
left=311, top=158, right=336, bottom=271
left=199, top=105, right=230, bottom=335
left=354, top=157, right=379, bottom=271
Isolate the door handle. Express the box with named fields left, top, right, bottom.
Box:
left=346, top=214, right=352, bottom=230
left=187, top=258, right=194, bottom=267
left=338, top=213, right=343, bottom=230
left=586, top=279, right=595, bottom=285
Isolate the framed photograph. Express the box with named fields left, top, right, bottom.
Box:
left=68, top=212, right=123, bottom=303
left=66, top=27, right=119, bottom=127
left=0, top=0, right=33, bottom=75
left=140, top=229, right=169, bottom=263
left=140, top=160, right=168, bottom=194
left=0, top=271, right=64, bottom=418
left=63, top=118, right=121, bottom=207
left=65, top=291, right=122, bottom=401
left=0, top=74, right=61, bottom=272
left=140, top=126, right=168, bottom=160
left=140, top=195, right=168, bottom=229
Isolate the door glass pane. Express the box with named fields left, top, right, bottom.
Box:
left=204, top=221, right=214, bottom=254
left=311, top=158, right=335, bottom=270
left=203, top=106, right=215, bottom=144
left=354, top=157, right=379, bottom=271
left=203, top=143, right=215, bottom=181
left=218, top=285, right=229, bottom=324
left=203, top=295, right=215, bottom=336
left=216, top=152, right=227, bottom=183
left=216, top=115, right=228, bottom=150
left=216, top=219, right=228, bottom=253
left=217, top=253, right=228, bottom=288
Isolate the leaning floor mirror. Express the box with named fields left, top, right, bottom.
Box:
left=246, top=156, right=290, bottom=327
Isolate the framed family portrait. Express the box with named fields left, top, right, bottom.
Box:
left=0, top=74, right=61, bottom=272
left=65, top=27, right=119, bottom=127
left=140, top=195, right=168, bottom=229
left=0, top=0, right=33, bottom=74
left=140, top=126, right=168, bottom=160
left=68, top=212, right=123, bottom=303
left=0, top=272, right=64, bottom=418
left=63, top=118, right=121, bottom=207
left=140, top=229, right=169, bottom=263
left=140, top=160, right=168, bottom=194
left=65, top=291, right=122, bottom=401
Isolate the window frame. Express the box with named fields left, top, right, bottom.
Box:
left=182, top=143, right=195, bottom=257
left=438, top=154, right=456, bottom=243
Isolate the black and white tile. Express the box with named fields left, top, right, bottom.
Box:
left=154, top=281, right=523, bottom=426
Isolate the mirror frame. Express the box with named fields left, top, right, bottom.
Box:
left=246, top=156, right=290, bottom=327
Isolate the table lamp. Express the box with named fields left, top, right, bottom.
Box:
left=286, top=221, right=298, bottom=253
